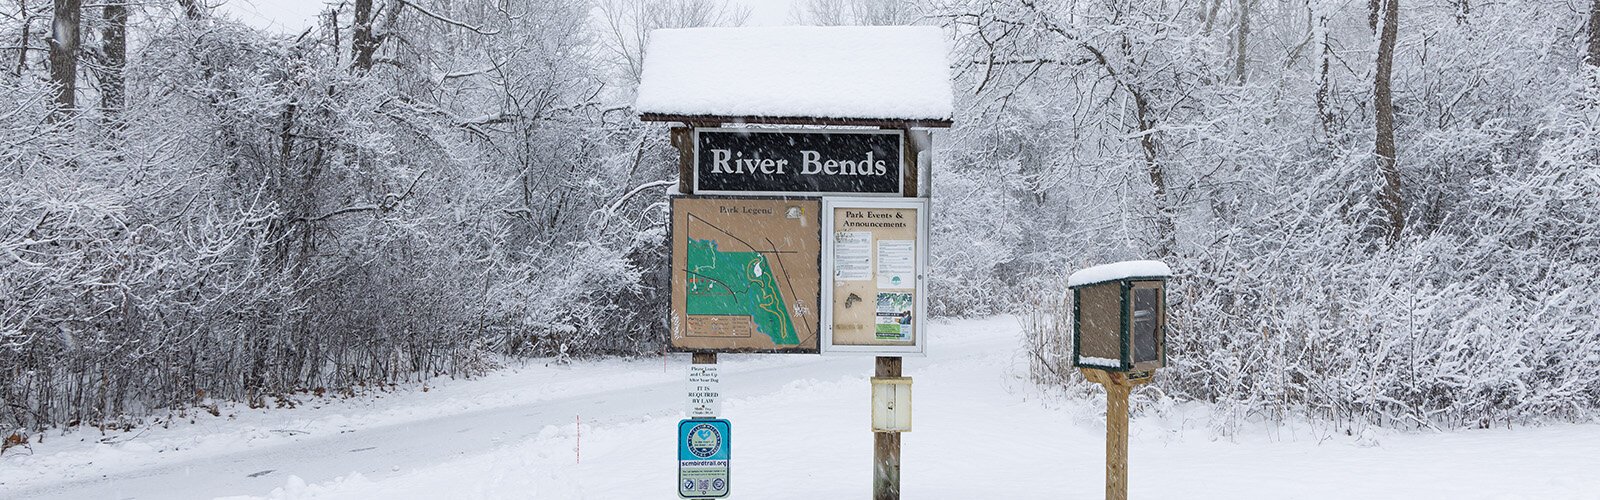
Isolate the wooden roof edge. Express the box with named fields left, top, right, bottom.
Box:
left=638, top=113, right=953, bottom=129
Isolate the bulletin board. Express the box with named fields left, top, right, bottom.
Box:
left=821, top=197, right=928, bottom=355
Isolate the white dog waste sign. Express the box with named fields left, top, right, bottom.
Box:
left=687, top=365, right=721, bottom=418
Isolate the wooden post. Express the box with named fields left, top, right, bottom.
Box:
left=1082, top=368, right=1149, bottom=500
left=873, top=356, right=902, bottom=500
left=671, top=126, right=694, bottom=195
left=1104, top=383, right=1130, bottom=500
left=872, top=127, right=922, bottom=500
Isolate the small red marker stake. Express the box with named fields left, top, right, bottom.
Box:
left=576, top=414, right=582, bottom=464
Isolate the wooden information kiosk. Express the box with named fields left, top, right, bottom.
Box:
left=637, top=26, right=952, bottom=500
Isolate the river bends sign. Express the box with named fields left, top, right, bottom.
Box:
left=694, top=128, right=904, bottom=196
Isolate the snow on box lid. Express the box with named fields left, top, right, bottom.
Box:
left=635, top=26, right=954, bottom=123
left=1067, top=260, right=1173, bottom=288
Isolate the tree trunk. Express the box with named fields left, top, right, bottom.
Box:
left=1588, top=0, right=1600, bottom=66
left=1315, top=9, right=1332, bottom=139
left=1202, top=0, right=1223, bottom=34
left=352, top=0, right=377, bottom=71
left=47, top=0, right=79, bottom=120
left=1233, top=0, right=1250, bottom=85
left=1134, top=91, right=1175, bottom=257
left=178, top=0, right=204, bottom=21
left=1367, top=0, right=1379, bottom=31
left=14, top=0, right=29, bottom=77
left=100, top=0, right=126, bottom=120
left=1374, top=0, right=1404, bottom=241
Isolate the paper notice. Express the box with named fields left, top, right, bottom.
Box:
left=875, top=292, right=914, bottom=341
left=834, top=231, right=872, bottom=281
left=687, top=365, right=721, bottom=418
left=876, top=240, right=914, bottom=289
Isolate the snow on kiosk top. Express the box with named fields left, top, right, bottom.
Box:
left=1067, top=260, right=1173, bottom=288
left=635, top=26, right=954, bottom=127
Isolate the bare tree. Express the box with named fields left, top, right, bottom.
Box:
left=1373, top=0, right=1405, bottom=241
left=352, top=0, right=378, bottom=71
left=1313, top=3, right=1333, bottom=139
left=1202, top=0, right=1224, bottom=34
left=99, top=0, right=126, bottom=119
left=1233, top=0, right=1251, bottom=84
left=598, top=0, right=749, bottom=85
left=791, top=0, right=916, bottom=26
left=177, top=0, right=203, bottom=21
left=47, top=0, right=78, bottom=119
left=14, top=0, right=34, bottom=76
left=1589, top=0, right=1600, bottom=66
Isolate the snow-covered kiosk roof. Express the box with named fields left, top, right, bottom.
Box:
left=636, top=26, right=954, bottom=128
left=1067, top=260, right=1173, bottom=288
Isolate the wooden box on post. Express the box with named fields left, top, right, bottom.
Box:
left=1069, top=260, right=1171, bottom=375
left=1069, top=260, right=1171, bottom=500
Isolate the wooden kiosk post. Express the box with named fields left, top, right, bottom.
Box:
left=1068, top=260, right=1171, bottom=500
left=873, top=356, right=902, bottom=500
left=865, top=127, right=925, bottom=500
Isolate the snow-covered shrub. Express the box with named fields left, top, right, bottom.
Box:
left=0, top=0, right=677, bottom=430
left=940, top=0, right=1600, bottom=430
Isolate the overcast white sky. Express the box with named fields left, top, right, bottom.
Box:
left=216, top=0, right=800, bottom=33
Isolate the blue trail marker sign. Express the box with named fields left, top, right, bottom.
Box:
left=678, top=419, right=731, bottom=498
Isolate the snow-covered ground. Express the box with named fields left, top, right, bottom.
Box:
left=3, top=317, right=1598, bottom=499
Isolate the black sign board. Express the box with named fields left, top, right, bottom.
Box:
left=693, top=128, right=904, bottom=196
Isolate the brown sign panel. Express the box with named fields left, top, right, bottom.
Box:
left=670, top=196, right=821, bottom=353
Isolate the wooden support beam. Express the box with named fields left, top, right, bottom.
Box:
left=671, top=126, right=694, bottom=195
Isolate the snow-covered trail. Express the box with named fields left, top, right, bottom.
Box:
left=0, top=318, right=1013, bottom=499
left=10, top=375, right=704, bottom=499
left=4, top=316, right=1600, bottom=499
left=1, top=349, right=875, bottom=499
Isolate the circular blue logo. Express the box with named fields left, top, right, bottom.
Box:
left=687, top=423, right=722, bottom=458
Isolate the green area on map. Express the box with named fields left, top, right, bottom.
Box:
left=685, top=238, right=797, bottom=345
